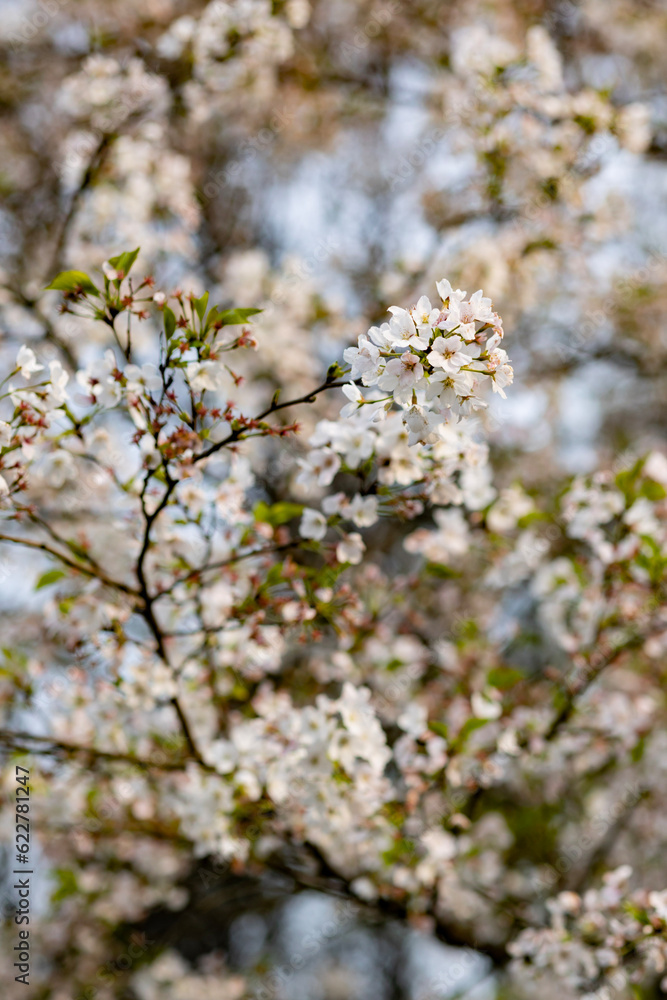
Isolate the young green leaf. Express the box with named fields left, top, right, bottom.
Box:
left=253, top=501, right=303, bottom=526
left=35, top=569, right=67, bottom=590
left=107, top=247, right=140, bottom=278
left=486, top=666, right=524, bottom=690
left=164, top=306, right=177, bottom=340
left=453, top=717, right=488, bottom=750
left=216, top=307, right=262, bottom=326
left=46, top=270, right=100, bottom=297
left=203, top=305, right=222, bottom=331
left=194, top=291, right=209, bottom=324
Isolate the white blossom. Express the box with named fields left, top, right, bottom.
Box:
left=299, top=507, right=327, bottom=540
left=16, top=345, right=44, bottom=380
left=296, top=448, right=341, bottom=490
left=336, top=532, right=366, bottom=565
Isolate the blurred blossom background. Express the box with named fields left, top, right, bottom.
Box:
left=1, top=1, right=667, bottom=998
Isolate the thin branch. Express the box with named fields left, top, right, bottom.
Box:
left=27, top=509, right=128, bottom=587
left=49, top=133, right=113, bottom=278
left=133, top=460, right=207, bottom=764
left=0, top=532, right=140, bottom=598
left=0, top=728, right=192, bottom=772
left=168, top=695, right=205, bottom=765
left=2, top=284, right=78, bottom=369
left=543, top=628, right=656, bottom=742
left=271, top=840, right=512, bottom=967
left=565, top=788, right=649, bottom=893
left=196, top=377, right=351, bottom=463
left=154, top=541, right=299, bottom=602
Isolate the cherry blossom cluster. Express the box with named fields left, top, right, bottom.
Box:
left=1, top=256, right=665, bottom=999
left=156, top=0, right=310, bottom=119
left=510, top=867, right=667, bottom=996
left=342, top=278, right=510, bottom=440
left=292, top=280, right=509, bottom=558
left=168, top=682, right=394, bottom=870
left=3, top=3, right=667, bottom=998
left=446, top=24, right=651, bottom=211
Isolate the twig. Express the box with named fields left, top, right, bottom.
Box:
left=0, top=532, right=140, bottom=598
left=0, top=728, right=191, bottom=772
left=2, top=284, right=78, bottom=369
left=153, top=541, right=299, bottom=602
left=196, top=377, right=350, bottom=463
left=49, top=133, right=113, bottom=277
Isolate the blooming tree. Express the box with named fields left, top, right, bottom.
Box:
left=1, top=2, right=667, bottom=999
left=0, top=254, right=666, bottom=999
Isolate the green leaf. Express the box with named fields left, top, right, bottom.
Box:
left=194, top=291, right=209, bottom=324
left=51, top=867, right=78, bottom=904
left=46, top=270, right=100, bottom=297
left=453, top=717, right=488, bottom=749
left=641, top=478, right=666, bottom=501
left=516, top=510, right=548, bottom=529
left=263, top=563, right=285, bottom=589
left=231, top=682, right=250, bottom=701
left=253, top=501, right=303, bottom=526
left=215, top=307, right=262, bottom=327
left=318, top=564, right=345, bottom=589
left=204, top=305, right=220, bottom=328
left=203, top=304, right=232, bottom=332
left=381, top=838, right=415, bottom=866
left=428, top=721, right=449, bottom=740
left=107, top=247, right=140, bottom=278
left=164, top=306, right=177, bottom=340
left=637, top=534, right=667, bottom=585
left=454, top=618, right=479, bottom=641
left=35, top=569, right=67, bottom=590
left=425, top=562, right=460, bottom=579
left=255, top=502, right=274, bottom=523
left=486, top=666, right=524, bottom=690
left=615, top=458, right=644, bottom=503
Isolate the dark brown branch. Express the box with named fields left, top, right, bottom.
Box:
left=49, top=133, right=113, bottom=278
left=196, top=377, right=350, bottom=463
left=130, top=374, right=352, bottom=760
left=2, top=284, right=78, bottom=369
left=0, top=728, right=192, bottom=772
left=565, top=788, right=649, bottom=894
left=543, top=629, right=655, bottom=742
left=132, top=458, right=207, bottom=764
left=273, top=840, right=511, bottom=967
left=154, top=541, right=299, bottom=602
left=0, top=532, right=140, bottom=598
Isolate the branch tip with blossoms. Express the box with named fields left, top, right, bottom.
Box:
left=5, top=249, right=667, bottom=990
